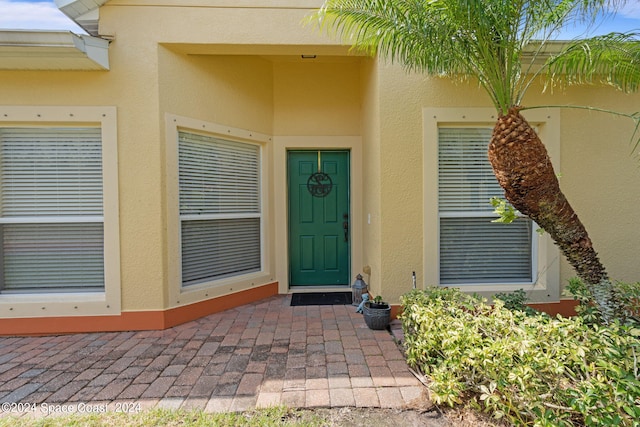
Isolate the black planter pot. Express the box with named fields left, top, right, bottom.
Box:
left=363, top=301, right=391, bottom=330
left=369, top=302, right=388, bottom=309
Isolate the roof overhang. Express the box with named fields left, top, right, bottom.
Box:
left=55, top=0, right=109, bottom=37
left=0, top=30, right=109, bottom=70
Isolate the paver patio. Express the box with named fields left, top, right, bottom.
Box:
left=0, top=295, right=425, bottom=417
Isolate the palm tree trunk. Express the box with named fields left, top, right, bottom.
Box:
left=488, top=107, right=620, bottom=322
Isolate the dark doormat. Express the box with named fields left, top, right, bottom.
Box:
left=290, top=291, right=353, bottom=306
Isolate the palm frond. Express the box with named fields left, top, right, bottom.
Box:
left=528, top=0, right=625, bottom=40
left=545, top=32, right=640, bottom=92
left=307, top=0, right=529, bottom=112
left=308, top=0, right=466, bottom=74
left=307, top=0, right=638, bottom=113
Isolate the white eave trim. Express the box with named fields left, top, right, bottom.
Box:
left=0, top=30, right=109, bottom=70
left=55, top=0, right=109, bottom=37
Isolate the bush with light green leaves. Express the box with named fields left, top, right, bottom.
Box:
left=565, top=277, right=640, bottom=326
left=400, top=287, right=640, bottom=426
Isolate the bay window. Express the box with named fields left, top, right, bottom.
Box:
left=178, top=131, right=262, bottom=287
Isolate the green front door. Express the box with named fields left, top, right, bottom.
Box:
left=288, top=150, right=350, bottom=286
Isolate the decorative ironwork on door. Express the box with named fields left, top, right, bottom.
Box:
left=306, top=151, right=333, bottom=197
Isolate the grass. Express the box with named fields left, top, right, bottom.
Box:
left=0, top=407, right=326, bottom=427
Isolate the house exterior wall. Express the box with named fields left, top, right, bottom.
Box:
left=273, top=59, right=362, bottom=136
left=359, top=58, right=383, bottom=296
left=558, top=89, right=640, bottom=284
left=0, top=0, right=638, bottom=334
left=373, top=62, right=640, bottom=302
left=158, top=50, right=275, bottom=134
left=100, top=0, right=366, bottom=316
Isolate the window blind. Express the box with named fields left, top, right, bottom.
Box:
left=438, top=127, right=533, bottom=285
left=178, top=131, right=261, bottom=287
left=0, top=127, right=104, bottom=293
left=1, top=223, right=104, bottom=292
left=440, top=217, right=532, bottom=284
left=438, top=128, right=500, bottom=213
left=179, top=132, right=260, bottom=215
left=181, top=218, right=261, bottom=286
left=0, top=128, right=103, bottom=217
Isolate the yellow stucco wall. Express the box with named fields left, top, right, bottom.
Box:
left=372, top=60, right=640, bottom=303
left=273, top=59, right=362, bottom=136
left=557, top=88, right=640, bottom=284
left=158, top=50, right=275, bottom=134
left=103, top=1, right=365, bottom=312
left=0, top=71, right=165, bottom=313
left=99, top=1, right=366, bottom=312
left=359, top=58, right=383, bottom=297
left=1, top=0, right=639, bottom=323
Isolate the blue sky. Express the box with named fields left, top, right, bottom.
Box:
left=0, top=0, right=639, bottom=38
left=558, top=1, right=640, bottom=39
left=0, top=0, right=85, bottom=33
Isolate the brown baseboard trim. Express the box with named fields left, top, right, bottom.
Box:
left=390, top=305, right=402, bottom=320
left=163, top=282, right=278, bottom=328
left=528, top=299, right=578, bottom=317
left=0, top=282, right=278, bottom=336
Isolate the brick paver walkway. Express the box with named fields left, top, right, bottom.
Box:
left=0, top=295, right=425, bottom=417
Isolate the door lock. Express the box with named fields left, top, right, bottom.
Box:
left=343, top=213, right=349, bottom=242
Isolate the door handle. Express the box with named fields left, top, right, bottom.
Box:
left=343, top=213, right=349, bottom=242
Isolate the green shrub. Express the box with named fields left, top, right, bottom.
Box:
left=493, top=288, right=541, bottom=317
left=400, top=287, right=640, bottom=426
left=565, top=278, right=640, bottom=326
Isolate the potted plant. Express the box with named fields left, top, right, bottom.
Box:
left=363, top=295, right=391, bottom=330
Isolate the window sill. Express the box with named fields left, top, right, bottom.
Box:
left=0, top=292, right=120, bottom=318
left=172, top=271, right=274, bottom=308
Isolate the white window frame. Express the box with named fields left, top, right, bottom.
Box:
left=0, top=106, right=120, bottom=318
left=423, top=108, right=560, bottom=302
left=166, top=114, right=271, bottom=308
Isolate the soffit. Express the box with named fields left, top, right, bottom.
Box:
left=55, top=0, right=109, bottom=37
left=164, top=43, right=367, bottom=61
